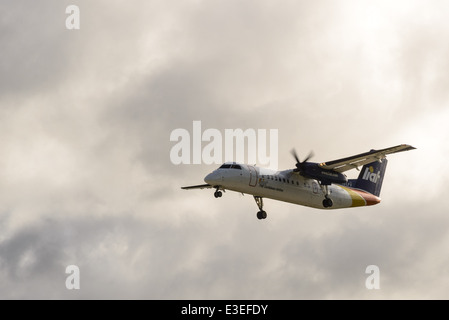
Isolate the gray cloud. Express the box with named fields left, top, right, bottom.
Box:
left=1, top=201, right=447, bottom=299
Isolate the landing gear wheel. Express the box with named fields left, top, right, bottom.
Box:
left=253, top=196, right=267, bottom=220
left=214, top=191, right=222, bottom=198
left=319, top=183, right=333, bottom=208
left=257, top=210, right=267, bottom=220
left=323, top=198, right=333, bottom=208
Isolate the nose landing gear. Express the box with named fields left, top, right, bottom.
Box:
left=214, top=187, right=223, bottom=198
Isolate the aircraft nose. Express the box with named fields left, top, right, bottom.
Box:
left=204, top=171, right=221, bottom=185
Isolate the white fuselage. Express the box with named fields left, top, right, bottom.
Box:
left=204, top=163, right=380, bottom=209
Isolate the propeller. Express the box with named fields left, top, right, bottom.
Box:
left=291, top=149, right=314, bottom=173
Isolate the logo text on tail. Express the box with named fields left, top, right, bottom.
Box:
left=362, top=166, right=381, bottom=183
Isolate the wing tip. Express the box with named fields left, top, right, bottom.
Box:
left=397, top=144, right=417, bottom=152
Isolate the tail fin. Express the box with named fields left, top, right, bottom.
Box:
left=349, top=159, right=388, bottom=197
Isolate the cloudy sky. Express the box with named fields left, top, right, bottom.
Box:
left=1, top=0, right=448, bottom=299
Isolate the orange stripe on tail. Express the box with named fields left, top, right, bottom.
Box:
left=339, top=185, right=381, bottom=207
left=352, top=189, right=381, bottom=206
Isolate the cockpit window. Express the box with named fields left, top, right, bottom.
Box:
left=219, top=164, right=242, bottom=169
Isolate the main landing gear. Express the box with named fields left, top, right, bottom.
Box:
left=320, top=184, right=333, bottom=208
left=323, top=197, right=333, bottom=208
left=254, top=196, right=267, bottom=220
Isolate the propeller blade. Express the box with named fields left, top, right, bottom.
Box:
left=290, top=149, right=301, bottom=164
left=302, top=151, right=315, bottom=163
left=291, top=148, right=315, bottom=173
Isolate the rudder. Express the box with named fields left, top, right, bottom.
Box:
left=352, top=159, right=388, bottom=197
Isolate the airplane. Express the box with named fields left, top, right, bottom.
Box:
left=182, top=144, right=416, bottom=220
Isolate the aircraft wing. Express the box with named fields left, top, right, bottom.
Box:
left=319, top=144, right=416, bottom=173
left=181, top=184, right=214, bottom=190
